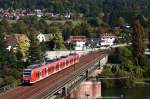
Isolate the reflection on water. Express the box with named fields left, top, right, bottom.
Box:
left=69, top=81, right=101, bottom=99
left=102, top=87, right=150, bottom=99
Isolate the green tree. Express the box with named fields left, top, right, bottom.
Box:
left=132, top=19, right=146, bottom=66
left=80, top=22, right=94, bottom=37
left=62, top=21, right=73, bottom=40
left=27, top=33, right=45, bottom=65
left=148, top=27, right=150, bottom=50
left=100, top=66, right=114, bottom=88
left=17, top=35, right=30, bottom=57
left=0, top=32, right=16, bottom=66
left=0, top=18, right=11, bottom=33
left=12, top=20, right=27, bottom=33
left=87, top=17, right=101, bottom=27
left=54, top=31, right=66, bottom=50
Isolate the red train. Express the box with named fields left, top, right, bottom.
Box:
left=21, top=53, right=80, bottom=84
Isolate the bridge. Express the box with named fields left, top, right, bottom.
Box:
left=0, top=50, right=108, bottom=99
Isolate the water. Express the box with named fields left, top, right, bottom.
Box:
left=102, top=88, right=150, bottom=99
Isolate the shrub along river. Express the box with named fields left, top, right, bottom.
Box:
left=102, top=88, right=150, bottom=99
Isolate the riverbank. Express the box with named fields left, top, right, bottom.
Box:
left=102, top=87, right=150, bottom=99
left=135, top=78, right=150, bottom=87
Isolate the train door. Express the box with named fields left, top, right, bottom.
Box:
left=38, top=71, right=42, bottom=79
left=45, top=67, right=48, bottom=76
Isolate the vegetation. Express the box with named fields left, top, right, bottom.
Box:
left=104, top=46, right=150, bottom=88
left=0, top=0, right=150, bottom=88
left=100, top=65, right=136, bottom=88
left=0, top=32, right=20, bottom=87
left=27, top=33, right=45, bottom=65
left=17, top=34, right=30, bottom=57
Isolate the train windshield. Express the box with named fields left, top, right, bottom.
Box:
left=23, top=69, right=32, bottom=76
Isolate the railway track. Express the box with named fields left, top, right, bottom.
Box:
left=0, top=50, right=108, bottom=99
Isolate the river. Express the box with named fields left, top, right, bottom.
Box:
left=102, top=88, right=150, bottom=99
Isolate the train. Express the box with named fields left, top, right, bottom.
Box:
left=21, top=53, right=80, bottom=84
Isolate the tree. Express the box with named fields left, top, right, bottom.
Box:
left=17, top=35, right=30, bottom=57
left=0, top=18, right=11, bottom=33
left=80, top=22, right=94, bottom=37
left=54, top=31, right=66, bottom=50
left=12, top=20, right=27, bottom=33
left=132, top=19, right=146, bottom=66
left=27, top=33, right=45, bottom=65
left=62, top=21, right=73, bottom=40
left=148, top=31, right=150, bottom=50
left=0, top=32, right=17, bottom=66
left=87, top=17, right=101, bottom=27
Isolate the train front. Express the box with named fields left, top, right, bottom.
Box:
left=22, top=69, right=32, bottom=84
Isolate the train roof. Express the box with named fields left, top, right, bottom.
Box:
left=26, top=64, right=41, bottom=69
left=26, top=53, right=79, bottom=70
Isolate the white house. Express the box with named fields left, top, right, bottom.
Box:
left=99, top=34, right=115, bottom=47
left=67, top=36, right=86, bottom=51
left=37, top=33, right=46, bottom=42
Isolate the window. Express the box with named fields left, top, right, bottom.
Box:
left=55, top=64, right=59, bottom=69
left=45, top=68, right=48, bottom=73
left=48, top=67, right=51, bottom=72
left=36, top=71, right=42, bottom=78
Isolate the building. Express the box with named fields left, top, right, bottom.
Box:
left=5, top=34, right=28, bottom=51
left=99, top=34, right=115, bottom=47
left=67, top=36, right=86, bottom=50
left=37, top=33, right=46, bottom=42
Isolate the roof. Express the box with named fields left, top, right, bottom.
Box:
left=67, top=36, right=86, bottom=43
left=98, top=33, right=115, bottom=38
left=26, top=53, right=79, bottom=70
left=5, top=34, right=27, bottom=46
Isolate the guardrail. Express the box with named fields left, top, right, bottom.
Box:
left=36, top=54, right=107, bottom=99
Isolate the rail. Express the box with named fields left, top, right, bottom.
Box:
left=36, top=53, right=107, bottom=99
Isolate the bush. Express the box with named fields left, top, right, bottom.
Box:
left=100, top=65, right=136, bottom=88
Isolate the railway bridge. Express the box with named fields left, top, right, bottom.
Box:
left=0, top=50, right=108, bottom=99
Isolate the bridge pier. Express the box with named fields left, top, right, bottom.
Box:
left=86, top=70, right=89, bottom=80
left=98, top=61, right=101, bottom=69
left=62, top=87, right=68, bottom=99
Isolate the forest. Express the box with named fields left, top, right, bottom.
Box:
left=0, top=0, right=150, bottom=17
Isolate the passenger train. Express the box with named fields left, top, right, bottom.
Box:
left=21, top=53, right=80, bottom=84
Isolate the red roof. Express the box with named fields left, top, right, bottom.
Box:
left=67, top=36, right=86, bottom=43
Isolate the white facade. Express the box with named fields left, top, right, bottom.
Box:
left=37, top=33, right=46, bottom=42
left=100, top=34, right=115, bottom=46
left=74, top=41, right=86, bottom=51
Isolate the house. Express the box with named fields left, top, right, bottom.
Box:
left=86, top=38, right=101, bottom=48
left=99, top=33, right=116, bottom=47
left=67, top=36, right=86, bottom=50
left=5, top=34, right=28, bottom=51
left=37, top=33, right=55, bottom=42
left=37, top=33, right=46, bottom=42
left=35, top=9, right=43, bottom=18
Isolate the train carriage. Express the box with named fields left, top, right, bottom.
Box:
left=22, top=53, right=80, bottom=84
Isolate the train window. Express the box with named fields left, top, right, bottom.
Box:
left=66, top=61, right=68, bottom=65
left=36, top=71, right=42, bottom=78
left=52, top=66, right=54, bottom=71
left=61, top=63, right=64, bottom=67
left=24, top=72, right=31, bottom=75
left=63, top=62, right=65, bottom=66
left=48, top=67, right=51, bottom=72
left=55, top=64, right=59, bottom=69
left=45, top=68, right=48, bottom=73
left=48, top=67, right=54, bottom=72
